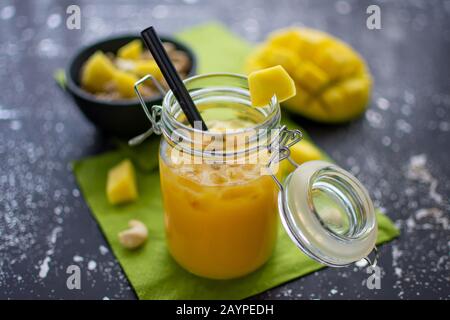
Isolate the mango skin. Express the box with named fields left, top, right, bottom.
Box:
left=81, top=51, right=117, bottom=93
left=248, top=65, right=296, bottom=107
left=245, top=28, right=373, bottom=123
left=106, top=159, right=138, bottom=205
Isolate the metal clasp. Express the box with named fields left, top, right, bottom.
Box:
left=128, top=75, right=167, bottom=146
left=266, top=125, right=303, bottom=190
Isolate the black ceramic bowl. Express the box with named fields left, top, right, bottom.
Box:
left=65, top=35, right=197, bottom=138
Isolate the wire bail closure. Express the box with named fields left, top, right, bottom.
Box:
left=128, top=75, right=167, bottom=146
left=266, top=125, right=303, bottom=190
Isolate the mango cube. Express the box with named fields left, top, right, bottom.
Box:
left=81, top=51, right=116, bottom=93
left=248, top=65, right=296, bottom=107
left=133, top=60, right=163, bottom=79
left=114, top=71, right=138, bottom=98
left=106, top=159, right=138, bottom=205
left=117, top=40, right=143, bottom=60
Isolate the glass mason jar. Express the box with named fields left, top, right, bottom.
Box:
left=134, top=73, right=378, bottom=280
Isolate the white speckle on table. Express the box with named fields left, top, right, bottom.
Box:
left=335, top=0, right=352, bottom=15
left=46, top=13, right=61, bottom=29
left=405, top=154, right=443, bottom=205
left=392, top=245, right=403, bottom=267
left=401, top=104, right=412, bottom=116
left=415, top=208, right=448, bottom=230
left=38, top=256, right=51, bottom=279
left=365, top=110, right=384, bottom=128
left=381, top=136, right=392, bottom=146
left=0, top=104, right=20, bottom=120
left=73, top=255, right=84, bottom=263
left=394, top=267, right=403, bottom=278
left=72, top=189, right=80, bottom=197
left=36, top=38, right=63, bottom=58
left=88, top=260, right=97, bottom=271
left=50, top=226, right=62, bottom=244
left=9, top=120, right=22, bottom=131
left=376, top=97, right=391, bottom=110
left=404, top=90, right=415, bottom=104
left=330, top=288, right=338, bottom=295
left=439, top=121, right=449, bottom=131
left=396, top=119, right=412, bottom=134
left=0, top=5, right=15, bottom=20
left=99, top=245, right=109, bottom=255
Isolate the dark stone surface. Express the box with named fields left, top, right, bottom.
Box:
left=0, top=0, right=448, bottom=300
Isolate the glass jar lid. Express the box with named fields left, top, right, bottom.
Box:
left=278, top=160, right=378, bottom=267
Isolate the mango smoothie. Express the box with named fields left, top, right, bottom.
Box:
left=159, top=102, right=278, bottom=279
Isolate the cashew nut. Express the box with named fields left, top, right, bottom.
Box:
left=118, top=220, right=148, bottom=249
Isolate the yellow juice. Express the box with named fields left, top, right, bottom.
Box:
left=159, top=102, right=278, bottom=279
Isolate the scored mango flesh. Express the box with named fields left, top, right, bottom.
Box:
left=81, top=51, right=117, bottom=93
left=248, top=65, right=296, bottom=107
left=106, top=159, right=138, bottom=205
left=245, top=28, right=372, bottom=123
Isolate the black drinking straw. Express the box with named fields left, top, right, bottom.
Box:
left=141, top=26, right=208, bottom=131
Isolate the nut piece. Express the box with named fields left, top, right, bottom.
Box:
left=118, top=220, right=148, bottom=249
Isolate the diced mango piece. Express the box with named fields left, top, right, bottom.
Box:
left=245, top=27, right=372, bottom=123
left=132, top=60, right=163, bottom=79
left=117, top=40, right=143, bottom=60
left=81, top=51, right=116, bottom=92
left=113, top=71, right=138, bottom=98
left=293, top=62, right=329, bottom=93
left=106, top=159, right=138, bottom=205
left=248, top=65, right=296, bottom=107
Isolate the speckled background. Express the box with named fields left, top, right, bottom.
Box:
left=0, top=0, right=448, bottom=300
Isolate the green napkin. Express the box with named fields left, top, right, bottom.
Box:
left=73, top=22, right=399, bottom=300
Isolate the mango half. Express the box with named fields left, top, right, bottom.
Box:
left=245, top=28, right=372, bottom=123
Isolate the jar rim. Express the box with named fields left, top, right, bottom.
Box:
left=160, top=72, right=281, bottom=157
left=161, top=73, right=280, bottom=136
